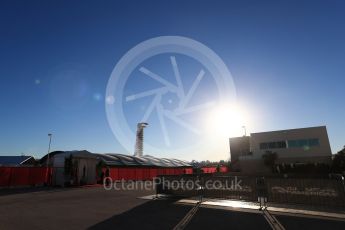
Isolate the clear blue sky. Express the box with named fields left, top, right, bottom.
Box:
left=0, top=0, right=344, bottom=160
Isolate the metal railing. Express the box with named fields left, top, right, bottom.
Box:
left=156, top=174, right=345, bottom=208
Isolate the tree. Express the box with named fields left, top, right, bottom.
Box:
left=331, top=146, right=345, bottom=173
left=262, top=151, right=278, bottom=172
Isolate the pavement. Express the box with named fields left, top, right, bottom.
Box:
left=187, top=207, right=271, bottom=230
left=176, top=198, right=345, bottom=230
left=1, top=186, right=345, bottom=230
left=0, top=185, right=153, bottom=230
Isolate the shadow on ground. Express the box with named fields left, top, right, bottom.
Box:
left=277, top=214, right=345, bottom=230
left=88, top=199, right=191, bottom=230
left=0, top=186, right=67, bottom=196
left=88, top=200, right=271, bottom=230
left=186, top=207, right=271, bottom=230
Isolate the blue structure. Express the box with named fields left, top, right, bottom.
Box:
left=0, top=156, right=35, bottom=166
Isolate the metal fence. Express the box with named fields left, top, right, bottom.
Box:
left=156, top=175, right=201, bottom=197
left=266, top=178, right=345, bottom=208
left=202, top=175, right=258, bottom=201
left=156, top=174, right=258, bottom=202
left=156, top=174, right=345, bottom=208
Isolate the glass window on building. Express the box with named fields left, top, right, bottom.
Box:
left=268, top=142, right=276, bottom=149
left=288, top=140, right=297, bottom=148
left=308, top=138, right=320, bottom=146
left=260, top=141, right=287, bottom=149
left=288, top=138, right=320, bottom=148
left=298, top=139, right=308, bottom=147
left=276, top=141, right=287, bottom=148
left=260, top=143, right=268, bottom=149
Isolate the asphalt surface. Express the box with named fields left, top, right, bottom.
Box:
left=0, top=186, right=154, bottom=230
left=1, top=186, right=345, bottom=230
left=89, top=199, right=191, bottom=229
left=186, top=207, right=271, bottom=230
left=276, top=214, right=345, bottom=230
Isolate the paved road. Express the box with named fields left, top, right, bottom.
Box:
left=89, top=199, right=191, bottom=229
left=276, top=214, right=345, bottom=230
left=1, top=186, right=345, bottom=230
left=0, top=186, right=154, bottom=230
left=186, top=207, right=271, bottom=230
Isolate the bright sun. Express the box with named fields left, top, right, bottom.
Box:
left=204, top=103, right=249, bottom=139
left=192, top=103, right=250, bottom=160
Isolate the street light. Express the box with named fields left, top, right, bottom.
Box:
left=242, top=126, right=247, bottom=136
left=47, top=133, right=52, bottom=167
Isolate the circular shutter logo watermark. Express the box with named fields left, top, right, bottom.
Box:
left=106, top=36, right=236, bottom=157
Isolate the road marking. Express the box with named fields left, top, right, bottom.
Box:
left=173, top=200, right=201, bottom=230
left=262, top=208, right=285, bottom=230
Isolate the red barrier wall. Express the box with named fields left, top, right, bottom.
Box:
left=201, top=166, right=229, bottom=174
left=104, top=167, right=193, bottom=181
left=0, top=167, right=11, bottom=186
left=0, top=167, right=51, bottom=187
left=220, top=166, right=229, bottom=173
left=185, top=168, right=193, bottom=174
left=1, top=166, right=226, bottom=187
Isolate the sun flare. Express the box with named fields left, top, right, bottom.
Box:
left=205, top=103, right=249, bottom=139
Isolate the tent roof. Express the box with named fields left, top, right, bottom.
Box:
left=99, top=154, right=191, bottom=167
left=40, top=151, right=191, bottom=167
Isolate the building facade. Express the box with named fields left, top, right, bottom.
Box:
left=230, top=126, right=332, bottom=173
left=229, top=136, right=250, bottom=162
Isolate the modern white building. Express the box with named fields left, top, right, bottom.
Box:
left=230, top=126, right=332, bottom=173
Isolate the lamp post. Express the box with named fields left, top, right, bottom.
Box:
left=45, top=133, right=53, bottom=186
left=242, top=126, right=247, bottom=136
left=47, top=133, right=52, bottom=167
